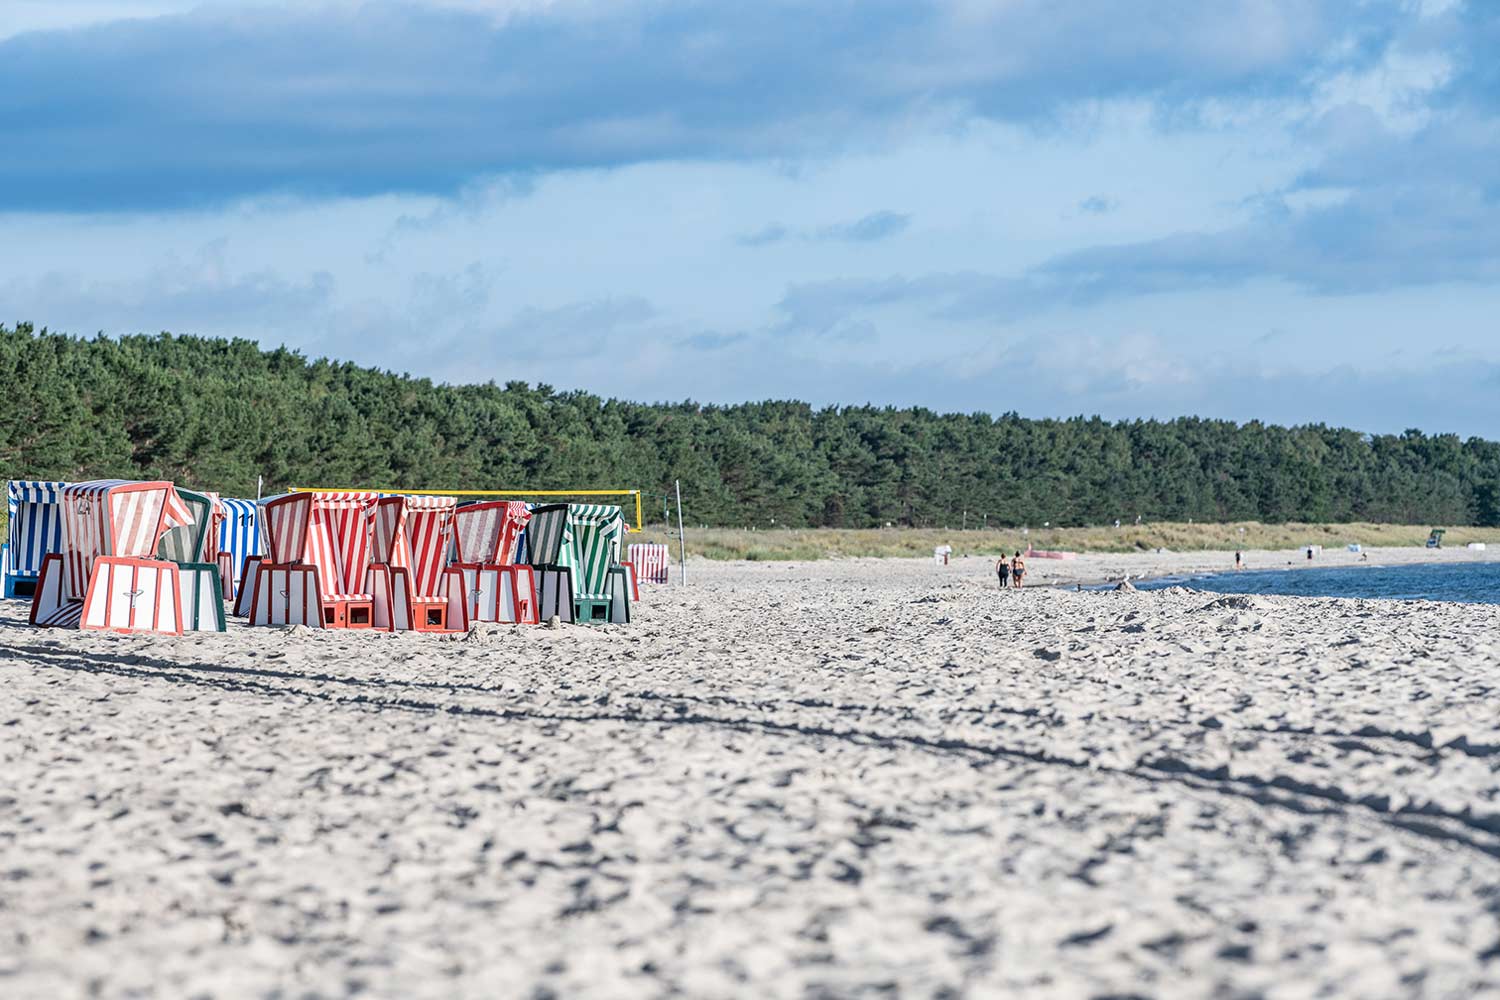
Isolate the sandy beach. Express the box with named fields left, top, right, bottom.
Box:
left=5, top=547, right=1500, bottom=997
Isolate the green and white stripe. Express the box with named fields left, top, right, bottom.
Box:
left=557, top=504, right=624, bottom=599
left=158, top=488, right=214, bottom=564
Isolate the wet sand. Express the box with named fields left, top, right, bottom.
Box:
left=3, top=551, right=1500, bottom=996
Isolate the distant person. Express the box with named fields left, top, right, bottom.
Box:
left=1235, top=551, right=1242, bottom=571
left=1011, top=551, right=1026, bottom=588
left=995, top=557, right=1010, bottom=589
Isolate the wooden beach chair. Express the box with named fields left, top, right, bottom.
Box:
left=450, top=500, right=537, bottom=625
left=627, top=542, right=669, bottom=585
left=156, top=487, right=226, bottom=632
left=365, top=495, right=468, bottom=632
left=248, top=492, right=379, bottom=629
left=215, top=498, right=261, bottom=600
left=6, top=480, right=69, bottom=599
left=30, top=480, right=196, bottom=635
left=526, top=503, right=631, bottom=625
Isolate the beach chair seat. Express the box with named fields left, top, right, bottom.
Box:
left=176, top=561, right=227, bottom=632
left=321, top=592, right=374, bottom=629
left=367, top=562, right=469, bottom=632
left=80, top=557, right=185, bottom=635
left=248, top=563, right=325, bottom=628
left=574, top=591, right=611, bottom=624
left=453, top=563, right=538, bottom=624
left=28, top=554, right=82, bottom=628
left=573, top=567, right=631, bottom=625
left=216, top=498, right=261, bottom=596
left=363, top=496, right=470, bottom=633
left=535, top=565, right=576, bottom=623
left=606, top=566, right=632, bottom=623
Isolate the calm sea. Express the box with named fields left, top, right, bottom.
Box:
left=1134, top=561, right=1500, bottom=605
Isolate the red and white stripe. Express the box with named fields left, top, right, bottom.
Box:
left=59, top=481, right=194, bottom=602
left=262, top=494, right=312, bottom=564
left=266, top=492, right=380, bottom=599
left=368, top=496, right=457, bottom=598
left=200, top=491, right=222, bottom=561
left=452, top=500, right=530, bottom=565
left=406, top=498, right=455, bottom=597
left=628, top=543, right=669, bottom=584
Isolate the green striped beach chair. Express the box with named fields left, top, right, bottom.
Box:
left=156, top=487, right=226, bottom=632
left=525, top=503, right=630, bottom=624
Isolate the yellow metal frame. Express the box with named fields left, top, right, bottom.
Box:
left=289, top=487, right=644, bottom=532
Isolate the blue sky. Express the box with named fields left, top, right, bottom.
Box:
left=3, top=0, right=1499, bottom=435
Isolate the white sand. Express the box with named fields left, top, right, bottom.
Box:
left=4, top=549, right=1500, bottom=996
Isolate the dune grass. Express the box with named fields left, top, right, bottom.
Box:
left=3, top=505, right=1494, bottom=566
left=630, top=522, right=1500, bottom=562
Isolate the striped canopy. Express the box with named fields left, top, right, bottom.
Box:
left=58, top=481, right=195, bottom=601
left=525, top=503, right=625, bottom=600
left=217, top=498, right=261, bottom=573
left=452, top=500, right=531, bottom=565
left=368, top=495, right=456, bottom=598
left=6, top=480, right=68, bottom=577
left=158, top=488, right=218, bottom=564
left=261, top=491, right=382, bottom=598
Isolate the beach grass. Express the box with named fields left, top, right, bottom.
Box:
left=629, top=521, right=1500, bottom=562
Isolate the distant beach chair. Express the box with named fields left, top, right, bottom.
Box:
left=627, top=542, right=669, bottom=585
left=526, top=503, right=631, bottom=625
left=365, top=495, right=469, bottom=632
left=1427, top=529, right=1445, bottom=549
left=6, top=480, right=69, bottom=599
left=248, top=491, right=380, bottom=629
left=450, top=500, right=537, bottom=624
left=30, top=480, right=196, bottom=634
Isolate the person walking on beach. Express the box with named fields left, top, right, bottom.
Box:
left=995, top=557, right=1010, bottom=589
left=1011, top=551, right=1026, bottom=588
left=1235, top=551, right=1242, bottom=571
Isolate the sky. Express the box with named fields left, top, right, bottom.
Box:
left=3, top=0, right=1499, bottom=435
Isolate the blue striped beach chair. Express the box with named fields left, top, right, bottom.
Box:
left=6, top=480, right=69, bottom=599
left=216, top=498, right=262, bottom=599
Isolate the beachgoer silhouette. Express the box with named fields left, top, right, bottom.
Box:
left=1011, top=551, right=1026, bottom=588
left=996, top=557, right=1010, bottom=589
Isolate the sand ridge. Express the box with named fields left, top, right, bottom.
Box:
left=3, top=554, right=1500, bottom=996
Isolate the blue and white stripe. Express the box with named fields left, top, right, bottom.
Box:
left=217, top=498, right=262, bottom=589
left=6, top=481, right=68, bottom=587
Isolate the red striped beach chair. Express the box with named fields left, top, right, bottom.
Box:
left=365, top=495, right=468, bottom=632
left=30, top=480, right=196, bottom=634
left=450, top=500, right=537, bottom=624
left=627, top=543, right=669, bottom=584
left=249, top=492, right=380, bottom=628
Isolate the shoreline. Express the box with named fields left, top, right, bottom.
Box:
left=684, top=542, right=1500, bottom=595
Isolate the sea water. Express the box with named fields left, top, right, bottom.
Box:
left=1134, top=561, right=1500, bottom=605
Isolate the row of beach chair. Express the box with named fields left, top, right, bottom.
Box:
left=8, top=479, right=666, bottom=637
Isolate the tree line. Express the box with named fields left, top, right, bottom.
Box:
left=3, top=323, right=1498, bottom=528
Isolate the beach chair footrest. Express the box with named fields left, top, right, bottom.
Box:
left=323, top=599, right=374, bottom=629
